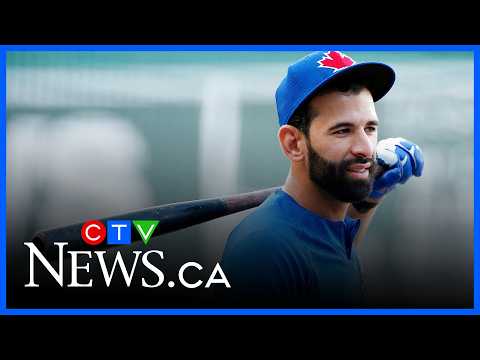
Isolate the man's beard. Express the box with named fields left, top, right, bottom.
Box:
left=307, top=141, right=377, bottom=203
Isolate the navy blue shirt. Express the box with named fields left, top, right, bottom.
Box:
left=220, top=189, right=365, bottom=307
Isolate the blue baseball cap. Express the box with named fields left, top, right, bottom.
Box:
left=275, top=51, right=396, bottom=126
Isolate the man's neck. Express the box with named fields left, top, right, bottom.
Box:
left=282, top=172, right=349, bottom=221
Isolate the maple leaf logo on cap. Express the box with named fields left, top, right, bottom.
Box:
left=317, top=51, right=355, bottom=72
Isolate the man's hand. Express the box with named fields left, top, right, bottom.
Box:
left=349, top=137, right=424, bottom=246
left=370, top=137, right=424, bottom=199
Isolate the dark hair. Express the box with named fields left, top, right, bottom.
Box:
left=287, top=81, right=366, bottom=136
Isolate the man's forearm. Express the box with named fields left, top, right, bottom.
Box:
left=348, top=198, right=382, bottom=247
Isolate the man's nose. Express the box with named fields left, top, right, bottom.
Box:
left=350, top=130, right=375, bottom=159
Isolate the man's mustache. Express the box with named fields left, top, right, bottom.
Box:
left=342, top=157, right=376, bottom=167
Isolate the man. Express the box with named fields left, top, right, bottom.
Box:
left=219, top=51, right=424, bottom=307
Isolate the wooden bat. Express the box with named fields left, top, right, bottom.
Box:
left=32, top=187, right=281, bottom=260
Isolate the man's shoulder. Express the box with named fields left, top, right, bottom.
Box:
left=223, top=195, right=296, bottom=255
left=235, top=203, right=289, bottom=233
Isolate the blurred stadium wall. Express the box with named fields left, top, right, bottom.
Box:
left=6, top=51, right=473, bottom=306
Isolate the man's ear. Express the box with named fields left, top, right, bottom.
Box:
left=277, top=125, right=307, bottom=162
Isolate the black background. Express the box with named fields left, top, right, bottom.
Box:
left=1, top=6, right=478, bottom=343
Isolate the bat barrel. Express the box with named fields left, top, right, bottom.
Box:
left=31, top=187, right=281, bottom=260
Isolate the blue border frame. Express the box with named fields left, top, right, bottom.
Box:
left=0, top=44, right=477, bottom=315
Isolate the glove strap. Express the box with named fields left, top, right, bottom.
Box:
left=396, top=143, right=417, bottom=172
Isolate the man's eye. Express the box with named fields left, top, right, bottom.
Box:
left=334, top=129, right=350, bottom=135
left=365, top=126, right=377, bottom=133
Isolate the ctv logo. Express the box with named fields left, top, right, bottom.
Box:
left=24, top=219, right=231, bottom=289
left=81, top=220, right=159, bottom=246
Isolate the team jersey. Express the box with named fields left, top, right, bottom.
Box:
left=219, top=189, right=365, bottom=307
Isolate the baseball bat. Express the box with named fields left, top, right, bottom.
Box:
left=32, top=187, right=281, bottom=260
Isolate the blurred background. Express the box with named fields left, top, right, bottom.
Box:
left=6, top=51, right=474, bottom=307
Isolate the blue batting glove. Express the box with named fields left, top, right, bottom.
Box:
left=370, top=137, right=424, bottom=199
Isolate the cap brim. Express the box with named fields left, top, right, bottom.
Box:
left=321, top=62, right=396, bottom=102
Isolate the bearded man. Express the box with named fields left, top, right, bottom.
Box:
left=220, top=51, right=424, bottom=307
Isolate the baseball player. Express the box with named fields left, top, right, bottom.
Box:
left=219, top=51, right=424, bottom=307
